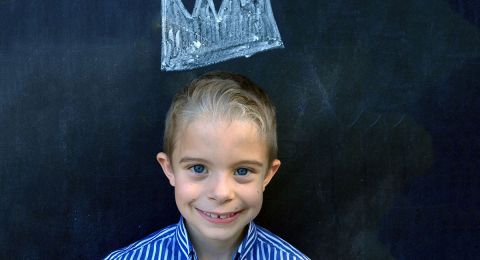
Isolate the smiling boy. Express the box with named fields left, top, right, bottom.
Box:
left=105, top=71, right=309, bottom=259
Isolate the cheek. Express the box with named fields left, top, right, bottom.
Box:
left=241, top=186, right=264, bottom=208
left=174, top=179, right=201, bottom=202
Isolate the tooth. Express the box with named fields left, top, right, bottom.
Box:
left=211, top=213, right=218, bottom=218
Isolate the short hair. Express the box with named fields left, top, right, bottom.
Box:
left=163, top=71, right=278, bottom=163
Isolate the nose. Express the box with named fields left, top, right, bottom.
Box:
left=208, top=173, right=234, bottom=203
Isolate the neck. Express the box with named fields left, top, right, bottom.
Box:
left=196, top=241, right=238, bottom=260
left=186, top=225, right=247, bottom=260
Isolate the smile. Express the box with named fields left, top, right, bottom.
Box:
left=196, top=209, right=242, bottom=224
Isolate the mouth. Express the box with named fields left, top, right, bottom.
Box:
left=196, top=208, right=242, bottom=224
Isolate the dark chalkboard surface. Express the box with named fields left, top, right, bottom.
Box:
left=1, top=0, right=479, bottom=259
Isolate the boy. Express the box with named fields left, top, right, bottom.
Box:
left=105, top=71, right=309, bottom=259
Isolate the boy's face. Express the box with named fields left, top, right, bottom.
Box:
left=157, top=119, right=280, bottom=245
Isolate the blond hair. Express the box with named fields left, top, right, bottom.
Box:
left=163, top=71, right=277, bottom=162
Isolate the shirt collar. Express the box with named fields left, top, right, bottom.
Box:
left=175, top=217, right=194, bottom=258
left=174, top=217, right=259, bottom=260
left=235, top=221, right=258, bottom=259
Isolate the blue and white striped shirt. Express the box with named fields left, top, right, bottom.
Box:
left=104, top=217, right=309, bottom=260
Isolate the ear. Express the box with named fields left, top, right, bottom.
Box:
left=156, top=152, right=176, bottom=187
left=262, top=159, right=281, bottom=191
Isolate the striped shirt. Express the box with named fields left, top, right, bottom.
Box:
left=104, top=217, right=309, bottom=260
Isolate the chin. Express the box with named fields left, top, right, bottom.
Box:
left=201, top=220, right=252, bottom=242
left=204, top=228, right=242, bottom=241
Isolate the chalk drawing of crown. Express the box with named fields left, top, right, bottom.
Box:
left=161, top=0, right=284, bottom=71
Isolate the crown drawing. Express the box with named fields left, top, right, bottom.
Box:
left=161, top=0, right=284, bottom=71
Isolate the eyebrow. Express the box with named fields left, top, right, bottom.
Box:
left=178, top=157, right=264, bottom=167
left=178, top=157, right=210, bottom=164
left=235, top=160, right=264, bottom=167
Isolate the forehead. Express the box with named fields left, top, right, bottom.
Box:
left=172, top=118, right=268, bottom=163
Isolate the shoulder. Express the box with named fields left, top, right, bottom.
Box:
left=253, top=225, right=310, bottom=260
left=103, top=224, right=177, bottom=260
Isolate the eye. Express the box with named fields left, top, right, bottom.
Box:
left=190, top=164, right=206, bottom=174
left=234, top=167, right=250, bottom=176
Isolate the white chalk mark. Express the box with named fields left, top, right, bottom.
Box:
left=193, top=40, right=202, bottom=48
left=349, top=108, right=365, bottom=128
left=161, top=0, right=284, bottom=71
left=392, top=114, right=406, bottom=128
left=369, top=115, right=382, bottom=128
left=302, top=59, right=336, bottom=116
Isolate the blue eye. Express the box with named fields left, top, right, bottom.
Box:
left=235, top=168, right=249, bottom=176
left=191, top=164, right=206, bottom=174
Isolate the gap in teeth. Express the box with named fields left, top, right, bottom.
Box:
left=205, top=212, right=234, bottom=218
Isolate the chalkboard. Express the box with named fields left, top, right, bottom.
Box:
left=1, top=0, right=479, bottom=259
